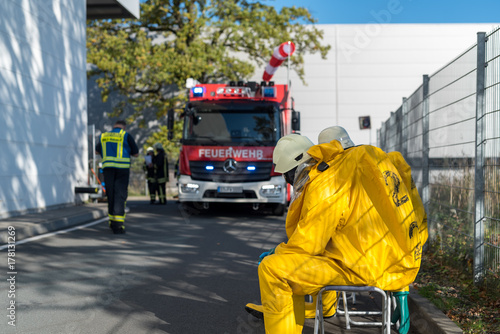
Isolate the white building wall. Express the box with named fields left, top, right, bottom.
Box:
left=250, top=23, right=499, bottom=145
left=0, top=1, right=87, bottom=217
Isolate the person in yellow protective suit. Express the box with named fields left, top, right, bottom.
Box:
left=319, top=126, right=428, bottom=332
left=247, top=131, right=427, bottom=334
left=247, top=128, right=428, bottom=325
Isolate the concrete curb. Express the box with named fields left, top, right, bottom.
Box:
left=0, top=205, right=108, bottom=244
left=22, top=209, right=108, bottom=240
left=408, top=287, right=463, bottom=334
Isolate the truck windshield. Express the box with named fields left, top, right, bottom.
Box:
left=183, top=103, right=280, bottom=146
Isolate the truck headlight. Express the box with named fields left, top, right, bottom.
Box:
left=180, top=183, right=200, bottom=193
left=260, top=184, right=282, bottom=196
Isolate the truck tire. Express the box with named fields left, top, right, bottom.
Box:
left=272, top=203, right=286, bottom=216
left=180, top=202, right=199, bottom=215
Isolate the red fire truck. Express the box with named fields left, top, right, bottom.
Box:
left=175, top=80, right=300, bottom=215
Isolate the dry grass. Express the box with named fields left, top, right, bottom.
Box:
left=413, top=247, right=500, bottom=334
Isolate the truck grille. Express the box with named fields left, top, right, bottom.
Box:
left=190, top=161, right=273, bottom=183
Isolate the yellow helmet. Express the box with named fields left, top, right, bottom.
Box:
left=273, top=134, right=313, bottom=173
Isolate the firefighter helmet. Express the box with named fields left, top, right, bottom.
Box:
left=153, top=142, right=164, bottom=151
left=273, top=134, right=313, bottom=173
left=318, top=126, right=355, bottom=149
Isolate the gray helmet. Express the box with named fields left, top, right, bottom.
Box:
left=153, top=142, right=164, bottom=150
left=318, top=126, right=355, bottom=149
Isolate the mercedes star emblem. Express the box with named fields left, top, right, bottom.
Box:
left=223, top=159, right=237, bottom=173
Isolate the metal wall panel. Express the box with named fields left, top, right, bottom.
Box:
left=0, top=1, right=87, bottom=216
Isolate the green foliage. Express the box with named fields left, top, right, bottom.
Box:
left=129, top=156, right=147, bottom=196
left=87, top=0, right=331, bottom=147
left=144, top=122, right=183, bottom=163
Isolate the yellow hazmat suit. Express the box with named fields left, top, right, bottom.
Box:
left=388, top=151, right=428, bottom=242
left=258, top=141, right=427, bottom=333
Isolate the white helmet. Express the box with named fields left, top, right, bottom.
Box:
left=146, top=146, right=154, bottom=153
left=318, top=126, right=355, bottom=149
left=273, top=134, right=314, bottom=173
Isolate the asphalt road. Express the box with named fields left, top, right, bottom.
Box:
left=0, top=198, right=409, bottom=334
left=0, top=199, right=288, bottom=334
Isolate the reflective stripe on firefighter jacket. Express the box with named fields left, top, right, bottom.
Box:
left=100, top=129, right=131, bottom=169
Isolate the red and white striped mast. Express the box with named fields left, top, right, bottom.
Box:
left=262, top=41, right=295, bottom=84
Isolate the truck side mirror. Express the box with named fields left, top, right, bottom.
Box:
left=292, top=111, right=300, bottom=132
left=167, top=108, right=174, bottom=140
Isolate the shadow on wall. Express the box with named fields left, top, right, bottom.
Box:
left=0, top=1, right=87, bottom=217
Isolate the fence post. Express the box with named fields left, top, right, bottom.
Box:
left=474, top=32, right=486, bottom=284
left=380, top=120, right=386, bottom=150
left=402, top=98, right=408, bottom=158
left=396, top=107, right=403, bottom=153
left=422, top=75, right=430, bottom=241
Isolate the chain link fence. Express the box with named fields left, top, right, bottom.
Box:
left=378, top=28, right=500, bottom=282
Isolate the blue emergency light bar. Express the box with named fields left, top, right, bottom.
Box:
left=247, top=166, right=256, bottom=171
left=192, top=86, right=204, bottom=97
left=205, top=165, right=214, bottom=171
left=263, top=86, right=276, bottom=98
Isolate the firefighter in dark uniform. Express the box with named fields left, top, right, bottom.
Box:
left=143, top=146, right=157, bottom=204
left=96, top=120, right=139, bottom=234
left=153, top=142, right=169, bottom=205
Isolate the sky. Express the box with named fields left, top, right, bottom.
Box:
left=268, top=0, right=500, bottom=24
